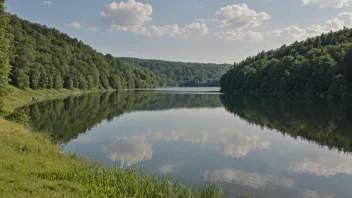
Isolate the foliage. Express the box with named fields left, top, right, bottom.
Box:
left=120, top=57, right=232, bottom=87
left=2, top=109, right=28, bottom=125
left=19, top=91, right=222, bottom=143
left=7, top=15, right=170, bottom=91
left=0, top=0, right=10, bottom=109
left=0, top=117, right=225, bottom=198
left=220, top=27, right=352, bottom=99
left=220, top=94, right=352, bottom=153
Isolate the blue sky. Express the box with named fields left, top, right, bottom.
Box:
left=6, top=0, right=352, bottom=63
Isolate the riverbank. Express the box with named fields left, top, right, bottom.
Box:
left=0, top=88, right=233, bottom=198
left=3, top=86, right=92, bottom=109
left=0, top=116, right=227, bottom=197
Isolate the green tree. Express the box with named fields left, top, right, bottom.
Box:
left=0, top=0, right=10, bottom=108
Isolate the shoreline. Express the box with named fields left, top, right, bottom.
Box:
left=0, top=87, right=246, bottom=198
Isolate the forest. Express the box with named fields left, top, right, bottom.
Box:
left=20, top=91, right=222, bottom=143
left=220, top=28, right=352, bottom=99
left=221, top=94, right=352, bottom=153
left=0, top=0, right=10, bottom=108
left=120, top=57, right=231, bottom=87
left=6, top=15, right=172, bottom=92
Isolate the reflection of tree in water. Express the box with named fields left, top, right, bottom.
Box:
left=19, top=91, right=222, bottom=143
left=220, top=94, right=352, bottom=153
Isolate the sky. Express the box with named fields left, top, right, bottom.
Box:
left=6, top=0, right=352, bottom=63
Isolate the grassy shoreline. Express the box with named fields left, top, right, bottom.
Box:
left=0, top=117, right=227, bottom=197
left=0, top=88, right=234, bottom=198
left=3, top=86, right=91, bottom=109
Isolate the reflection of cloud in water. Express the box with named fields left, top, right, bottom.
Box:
left=204, top=168, right=295, bottom=190
left=217, top=131, right=269, bottom=158
left=302, top=189, right=335, bottom=198
left=159, top=164, right=175, bottom=174
left=289, top=154, right=352, bottom=177
left=103, top=128, right=269, bottom=164
left=147, top=130, right=208, bottom=144
left=75, top=135, right=95, bottom=143
left=102, top=135, right=153, bottom=164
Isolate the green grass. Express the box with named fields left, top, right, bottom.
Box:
left=3, top=86, right=84, bottom=109
left=0, top=117, right=228, bottom=198
left=0, top=88, right=253, bottom=198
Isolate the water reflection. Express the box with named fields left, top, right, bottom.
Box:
left=20, top=91, right=222, bottom=143
left=220, top=94, right=352, bottom=153
left=101, top=127, right=269, bottom=165
left=102, top=135, right=153, bottom=165
left=203, top=168, right=296, bottom=189
left=289, top=153, right=352, bottom=177
left=20, top=90, right=352, bottom=198
left=217, top=131, right=269, bottom=158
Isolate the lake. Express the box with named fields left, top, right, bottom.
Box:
left=20, top=88, right=352, bottom=198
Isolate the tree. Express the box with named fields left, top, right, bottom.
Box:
left=7, top=14, right=165, bottom=92
left=0, top=0, right=10, bottom=108
left=220, top=27, right=352, bottom=99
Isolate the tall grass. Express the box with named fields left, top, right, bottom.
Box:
left=0, top=117, right=229, bottom=197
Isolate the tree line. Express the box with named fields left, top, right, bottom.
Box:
left=6, top=15, right=174, bottom=92
left=220, top=28, right=352, bottom=99
left=120, top=57, right=232, bottom=87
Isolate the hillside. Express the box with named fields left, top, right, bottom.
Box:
left=220, top=28, right=352, bottom=99
left=7, top=15, right=170, bottom=91
left=120, top=57, right=232, bottom=87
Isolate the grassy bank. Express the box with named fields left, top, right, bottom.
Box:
left=3, top=86, right=87, bottom=109
left=0, top=117, right=227, bottom=198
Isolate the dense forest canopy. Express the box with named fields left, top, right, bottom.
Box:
left=220, top=28, right=352, bottom=99
left=120, top=57, right=232, bottom=87
left=7, top=15, right=172, bottom=91
left=0, top=0, right=10, bottom=108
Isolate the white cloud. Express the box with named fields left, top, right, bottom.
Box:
left=307, top=12, right=352, bottom=35
left=270, top=25, right=307, bottom=38
left=88, top=27, right=101, bottom=32
left=103, top=1, right=208, bottom=38
left=43, top=1, right=52, bottom=5
left=281, top=26, right=307, bottom=37
left=148, top=24, right=181, bottom=37
left=182, top=23, right=209, bottom=35
left=307, top=24, right=329, bottom=34
left=337, top=12, right=352, bottom=26
left=216, top=30, right=264, bottom=41
left=66, top=22, right=82, bottom=30
left=110, top=23, right=209, bottom=37
left=128, top=50, right=136, bottom=54
left=302, top=0, right=350, bottom=8
left=214, top=3, right=270, bottom=29
left=101, top=0, right=153, bottom=26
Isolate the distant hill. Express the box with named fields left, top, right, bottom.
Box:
left=119, top=57, right=232, bottom=87
left=7, top=15, right=170, bottom=91
left=220, top=27, right=352, bottom=99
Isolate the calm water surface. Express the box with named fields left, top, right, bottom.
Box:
left=20, top=88, right=352, bottom=198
